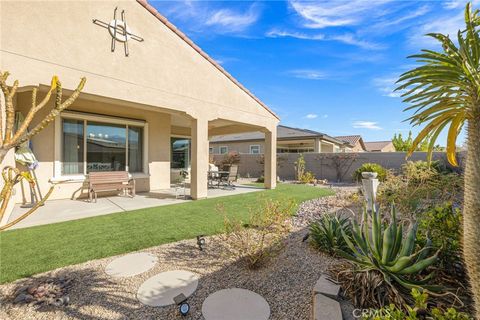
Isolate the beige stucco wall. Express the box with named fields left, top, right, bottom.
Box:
left=12, top=92, right=171, bottom=202
left=0, top=0, right=279, bottom=208
left=0, top=0, right=277, bottom=130
left=210, top=141, right=264, bottom=154
left=210, top=138, right=341, bottom=154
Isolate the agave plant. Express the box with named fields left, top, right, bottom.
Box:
left=338, top=205, right=440, bottom=293
left=309, top=213, right=352, bottom=256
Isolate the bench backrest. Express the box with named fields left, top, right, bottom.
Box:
left=89, top=171, right=130, bottom=185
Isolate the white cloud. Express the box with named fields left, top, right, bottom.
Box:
left=289, top=69, right=327, bottom=80
left=206, top=4, right=261, bottom=32
left=353, top=121, right=383, bottom=130
left=305, top=113, right=318, bottom=119
left=329, top=34, right=385, bottom=50
left=372, top=76, right=404, bottom=98
left=289, top=0, right=392, bottom=29
left=266, top=29, right=325, bottom=40
left=266, top=29, right=382, bottom=50
left=155, top=1, right=261, bottom=35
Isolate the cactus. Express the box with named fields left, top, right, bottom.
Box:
left=0, top=72, right=86, bottom=229
left=338, top=205, right=441, bottom=292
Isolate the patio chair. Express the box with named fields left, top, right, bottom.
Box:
left=219, top=164, right=238, bottom=189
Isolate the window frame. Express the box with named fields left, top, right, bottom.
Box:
left=249, top=145, right=260, bottom=154
left=54, top=111, right=148, bottom=181
left=219, top=146, right=228, bottom=154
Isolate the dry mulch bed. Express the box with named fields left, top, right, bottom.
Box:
left=0, top=188, right=357, bottom=320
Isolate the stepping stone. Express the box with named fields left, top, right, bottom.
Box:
left=202, top=288, right=270, bottom=320
left=137, top=270, right=199, bottom=307
left=313, top=293, right=342, bottom=320
left=313, top=275, right=341, bottom=300
left=105, top=252, right=157, bottom=278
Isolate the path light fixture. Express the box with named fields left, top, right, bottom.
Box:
left=174, top=293, right=190, bottom=316
left=196, top=235, right=206, bottom=251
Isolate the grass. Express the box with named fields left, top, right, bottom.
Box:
left=0, top=184, right=334, bottom=283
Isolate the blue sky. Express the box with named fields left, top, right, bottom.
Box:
left=151, top=0, right=472, bottom=144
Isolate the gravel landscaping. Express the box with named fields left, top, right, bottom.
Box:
left=0, top=187, right=357, bottom=320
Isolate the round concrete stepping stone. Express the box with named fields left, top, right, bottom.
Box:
left=137, top=270, right=199, bottom=307
left=202, top=288, right=270, bottom=320
left=105, top=252, right=157, bottom=278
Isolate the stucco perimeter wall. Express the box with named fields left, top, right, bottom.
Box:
left=213, top=152, right=461, bottom=182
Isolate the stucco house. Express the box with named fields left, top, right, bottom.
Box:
left=364, top=141, right=396, bottom=152
left=0, top=0, right=279, bottom=217
left=210, top=125, right=350, bottom=154
left=335, top=135, right=367, bottom=152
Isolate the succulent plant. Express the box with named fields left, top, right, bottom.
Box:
left=309, top=213, right=352, bottom=256
left=338, top=205, right=440, bottom=292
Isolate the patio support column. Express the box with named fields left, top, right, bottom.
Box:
left=264, top=128, right=277, bottom=189
left=314, top=138, right=321, bottom=153
left=191, top=117, right=209, bottom=199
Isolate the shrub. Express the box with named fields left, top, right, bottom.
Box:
left=218, top=198, right=295, bottom=269
left=335, top=205, right=440, bottom=308
left=417, top=202, right=463, bottom=271
left=309, top=213, right=352, bottom=256
left=377, top=161, right=463, bottom=217
left=294, top=154, right=306, bottom=181
left=299, top=171, right=316, bottom=184
left=361, top=289, right=472, bottom=320
left=354, top=163, right=387, bottom=182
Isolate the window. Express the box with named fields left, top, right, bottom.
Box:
left=209, top=147, right=213, bottom=154
left=219, top=146, right=228, bottom=154
left=61, top=116, right=144, bottom=175
left=249, top=145, right=260, bottom=154
left=171, top=138, right=190, bottom=169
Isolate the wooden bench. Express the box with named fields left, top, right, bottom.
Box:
left=88, top=171, right=135, bottom=202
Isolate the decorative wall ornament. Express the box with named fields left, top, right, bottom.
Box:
left=93, top=7, right=144, bottom=57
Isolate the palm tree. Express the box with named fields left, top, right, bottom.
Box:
left=396, top=2, right=480, bottom=315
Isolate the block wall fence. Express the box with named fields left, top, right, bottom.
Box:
left=212, top=152, right=465, bottom=183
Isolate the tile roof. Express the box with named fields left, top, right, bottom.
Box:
left=334, top=135, right=362, bottom=145
left=136, top=0, right=279, bottom=120
left=210, top=125, right=346, bottom=145
left=364, top=141, right=393, bottom=151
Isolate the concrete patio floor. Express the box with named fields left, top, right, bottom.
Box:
left=7, top=184, right=263, bottom=230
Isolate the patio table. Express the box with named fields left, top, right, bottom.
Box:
left=208, top=171, right=228, bottom=188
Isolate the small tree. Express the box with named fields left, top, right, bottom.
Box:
left=0, top=71, right=86, bottom=229
left=396, top=3, right=480, bottom=314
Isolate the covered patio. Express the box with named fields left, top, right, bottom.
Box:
left=0, top=0, right=279, bottom=227
left=7, top=183, right=263, bottom=229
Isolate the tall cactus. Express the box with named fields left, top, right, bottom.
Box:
left=0, top=72, right=86, bottom=228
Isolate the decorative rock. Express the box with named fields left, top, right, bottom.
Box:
left=313, top=275, right=340, bottom=300
left=313, top=293, right=342, bottom=320
left=14, top=293, right=27, bottom=304
left=202, top=288, right=270, bottom=320
left=137, top=270, right=198, bottom=307
left=105, top=252, right=157, bottom=278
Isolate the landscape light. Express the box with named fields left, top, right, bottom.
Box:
left=196, top=235, right=206, bottom=251
left=174, top=293, right=190, bottom=316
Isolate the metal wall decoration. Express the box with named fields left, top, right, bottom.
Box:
left=93, top=7, right=144, bottom=57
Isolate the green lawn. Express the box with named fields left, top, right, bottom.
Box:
left=0, top=184, right=334, bottom=283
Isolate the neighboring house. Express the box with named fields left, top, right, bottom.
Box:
left=210, top=125, right=351, bottom=154
left=364, top=141, right=396, bottom=152
left=0, top=0, right=279, bottom=216
left=335, top=135, right=367, bottom=152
